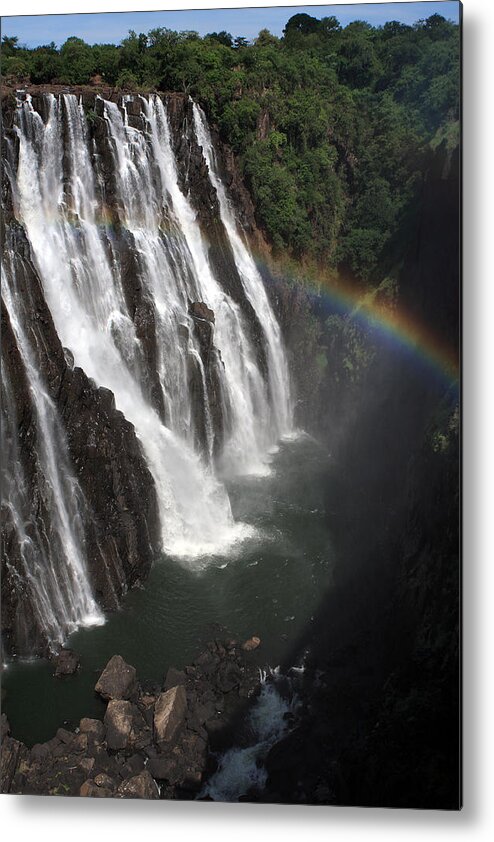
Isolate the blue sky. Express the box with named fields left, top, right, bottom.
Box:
left=1, top=3, right=461, bottom=47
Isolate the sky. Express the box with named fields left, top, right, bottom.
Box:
left=1, top=2, right=461, bottom=47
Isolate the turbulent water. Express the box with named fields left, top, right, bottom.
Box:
left=1, top=92, right=293, bottom=653
left=3, top=433, right=334, bottom=747
left=202, top=669, right=300, bottom=801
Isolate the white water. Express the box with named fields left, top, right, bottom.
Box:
left=192, top=103, right=293, bottom=440
left=202, top=670, right=298, bottom=801
left=10, top=92, right=293, bottom=570
left=140, top=95, right=278, bottom=477
left=1, top=251, right=104, bottom=648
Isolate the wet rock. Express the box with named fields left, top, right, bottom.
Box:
left=0, top=228, right=159, bottom=658
left=53, top=648, right=80, bottom=676
left=154, top=685, right=187, bottom=747
left=104, top=700, right=133, bottom=751
left=242, top=636, right=261, bottom=652
left=62, top=346, right=74, bottom=369
left=95, top=655, right=138, bottom=701
left=189, top=301, right=215, bottom=323
left=116, top=770, right=159, bottom=799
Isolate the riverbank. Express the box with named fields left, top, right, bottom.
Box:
left=1, top=637, right=266, bottom=798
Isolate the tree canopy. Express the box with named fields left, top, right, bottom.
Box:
left=1, top=11, right=459, bottom=279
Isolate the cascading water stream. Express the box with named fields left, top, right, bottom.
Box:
left=4, top=89, right=295, bottom=655
left=14, top=92, right=252, bottom=559
left=192, top=103, right=293, bottom=440
left=130, top=94, right=277, bottom=477
left=1, top=251, right=104, bottom=649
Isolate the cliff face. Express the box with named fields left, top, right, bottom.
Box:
left=1, top=88, right=282, bottom=657
left=1, top=223, right=159, bottom=657
left=262, top=143, right=460, bottom=809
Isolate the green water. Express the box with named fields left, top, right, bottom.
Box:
left=2, top=435, right=335, bottom=746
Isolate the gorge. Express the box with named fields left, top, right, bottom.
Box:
left=2, top=90, right=294, bottom=658
left=1, top=74, right=460, bottom=808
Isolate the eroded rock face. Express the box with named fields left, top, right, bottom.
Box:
left=1, top=228, right=159, bottom=658
left=95, top=655, right=139, bottom=702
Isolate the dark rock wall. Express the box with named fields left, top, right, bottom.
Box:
left=260, top=143, right=461, bottom=810
left=1, top=225, right=159, bottom=657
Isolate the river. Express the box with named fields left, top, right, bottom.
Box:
left=2, top=433, right=335, bottom=746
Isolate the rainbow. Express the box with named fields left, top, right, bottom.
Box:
left=259, top=259, right=460, bottom=390
left=41, top=202, right=461, bottom=390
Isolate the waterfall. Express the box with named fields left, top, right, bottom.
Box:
left=3, top=90, right=293, bottom=650
left=192, top=103, right=293, bottom=439
left=1, top=251, right=104, bottom=650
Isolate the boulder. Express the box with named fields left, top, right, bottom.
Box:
left=95, top=655, right=138, bottom=701
left=79, top=718, right=105, bottom=742
left=154, top=685, right=187, bottom=747
left=116, top=770, right=159, bottom=800
left=242, top=636, right=261, bottom=652
left=53, top=645, right=80, bottom=676
left=104, top=700, right=133, bottom=751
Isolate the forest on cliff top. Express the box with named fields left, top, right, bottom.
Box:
left=1, top=11, right=459, bottom=282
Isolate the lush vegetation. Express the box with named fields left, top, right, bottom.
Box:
left=1, top=11, right=459, bottom=279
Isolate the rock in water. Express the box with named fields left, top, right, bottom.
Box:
left=154, top=685, right=187, bottom=747
left=242, top=636, right=261, bottom=652
left=95, top=655, right=138, bottom=701
left=104, top=700, right=133, bottom=751
left=53, top=648, right=80, bottom=676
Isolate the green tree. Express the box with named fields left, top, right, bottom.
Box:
left=59, top=37, right=95, bottom=84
